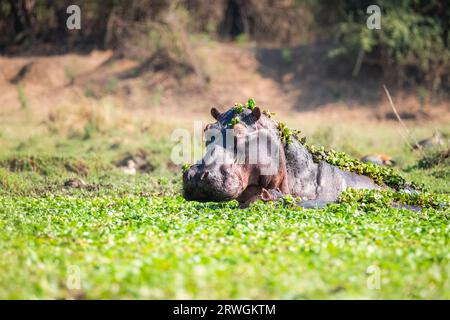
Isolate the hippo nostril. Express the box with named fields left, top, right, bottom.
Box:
left=200, top=171, right=209, bottom=180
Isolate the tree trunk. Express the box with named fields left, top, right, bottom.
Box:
left=9, top=0, right=35, bottom=35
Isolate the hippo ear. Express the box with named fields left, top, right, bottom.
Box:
left=251, top=107, right=261, bottom=121
left=210, top=107, right=221, bottom=120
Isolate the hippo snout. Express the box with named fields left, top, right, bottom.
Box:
left=183, top=163, right=243, bottom=202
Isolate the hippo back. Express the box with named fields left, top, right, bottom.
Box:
left=284, top=139, right=379, bottom=201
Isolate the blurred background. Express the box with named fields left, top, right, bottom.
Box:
left=0, top=0, right=449, bottom=196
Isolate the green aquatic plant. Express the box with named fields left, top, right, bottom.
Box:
left=233, top=103, right=244, bottom=113
left=304, top=144, right=420, bottom=190
left=181, top=163, right=190, bottom=173
left=246, top=98, right=256, bottom=109
left=338, top=188, right=448, bottom=210
left=276, top=122, right=305, bottom=145
left=228, top=117, right=241, bottom=126
left=0, top=194, right=448, bottom=299
left=235, top=98, right=257, bottom=112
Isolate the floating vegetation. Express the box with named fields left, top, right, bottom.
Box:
left=338, top=188, right=448, bottom=210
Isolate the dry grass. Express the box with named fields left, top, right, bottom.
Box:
left=45, top=97, right=130, bottom=138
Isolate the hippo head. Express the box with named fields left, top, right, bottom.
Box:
left=183, top=105, right=285, bottom=202
left=183, top=145, right=245, bottom=202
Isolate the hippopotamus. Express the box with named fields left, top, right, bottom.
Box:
left=183, top=105, right=379, bottom=206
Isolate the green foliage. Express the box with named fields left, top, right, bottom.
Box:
left=278, top=194, right=301, bottom=208
left=304, top=144, right=419, bottom=190
left=320, top=0, right=450, bottom=93
left=416, top=149, right=450, bottom=169
left=181, top=163, right=191, bottom=173
left=234, top=98, right=257, bottom=111
left=0, top=168, right=31, bottom=193
left=276, top=122, right=304, bottom=145
left=233, top=98, right=258, bottom=115
left=233, top=103, right=244, bottom=113
left=0, top=195, right=448, bottom=299
left=228, top=117, right=241, bottom=126
left=0, top=155, right=90, bottom=177
left=338, top=188, right=449, bottom=211
left=247, top=98, right=256, bottom=109
left=234, top=98, right=258, bottom=112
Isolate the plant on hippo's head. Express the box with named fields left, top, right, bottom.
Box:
left=181, top=163, right=190, bottom=173
left=228, top=117, right=241, bottom=126
left=246, top=98, right=256, bottom=109
left=233, top=103, right=244, bottom=113
left=234, top=98, right=258, bottom=114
